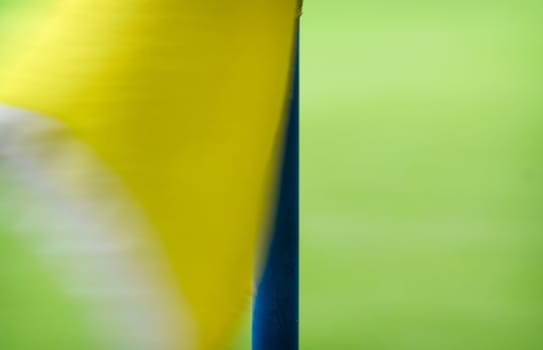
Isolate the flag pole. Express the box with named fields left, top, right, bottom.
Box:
left=252, top=27, right=300, bottom=350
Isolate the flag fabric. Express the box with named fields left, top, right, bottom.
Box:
left=0, top=1, right=299, bottom=349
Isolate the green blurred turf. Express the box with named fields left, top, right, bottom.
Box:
left=239, top=1, right=543, bottom=349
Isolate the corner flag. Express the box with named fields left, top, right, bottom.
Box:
left=0, top=1, right=300, bottom=349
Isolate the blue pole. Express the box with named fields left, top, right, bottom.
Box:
left=252, top=32, right=299, bottom=350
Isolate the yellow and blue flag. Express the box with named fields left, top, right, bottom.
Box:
left=0, top=1, right=299, bottom=349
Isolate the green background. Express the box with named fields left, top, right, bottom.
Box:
left=240, top=1, right=543, bottom=349
left=3, top=0, right=543, bottom=349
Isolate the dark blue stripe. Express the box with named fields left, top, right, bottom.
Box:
left=252, top=33, right=299, bottom=350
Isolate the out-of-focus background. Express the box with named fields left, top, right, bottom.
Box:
left=239, top=0, right=543, bottom=349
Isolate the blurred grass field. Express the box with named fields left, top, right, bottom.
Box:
left=235, top=1, right=543, bottom=348
left=295, top=1, right=543, bottom=349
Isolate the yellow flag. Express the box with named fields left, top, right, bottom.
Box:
left=0, top=1, right=299, bottom=349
